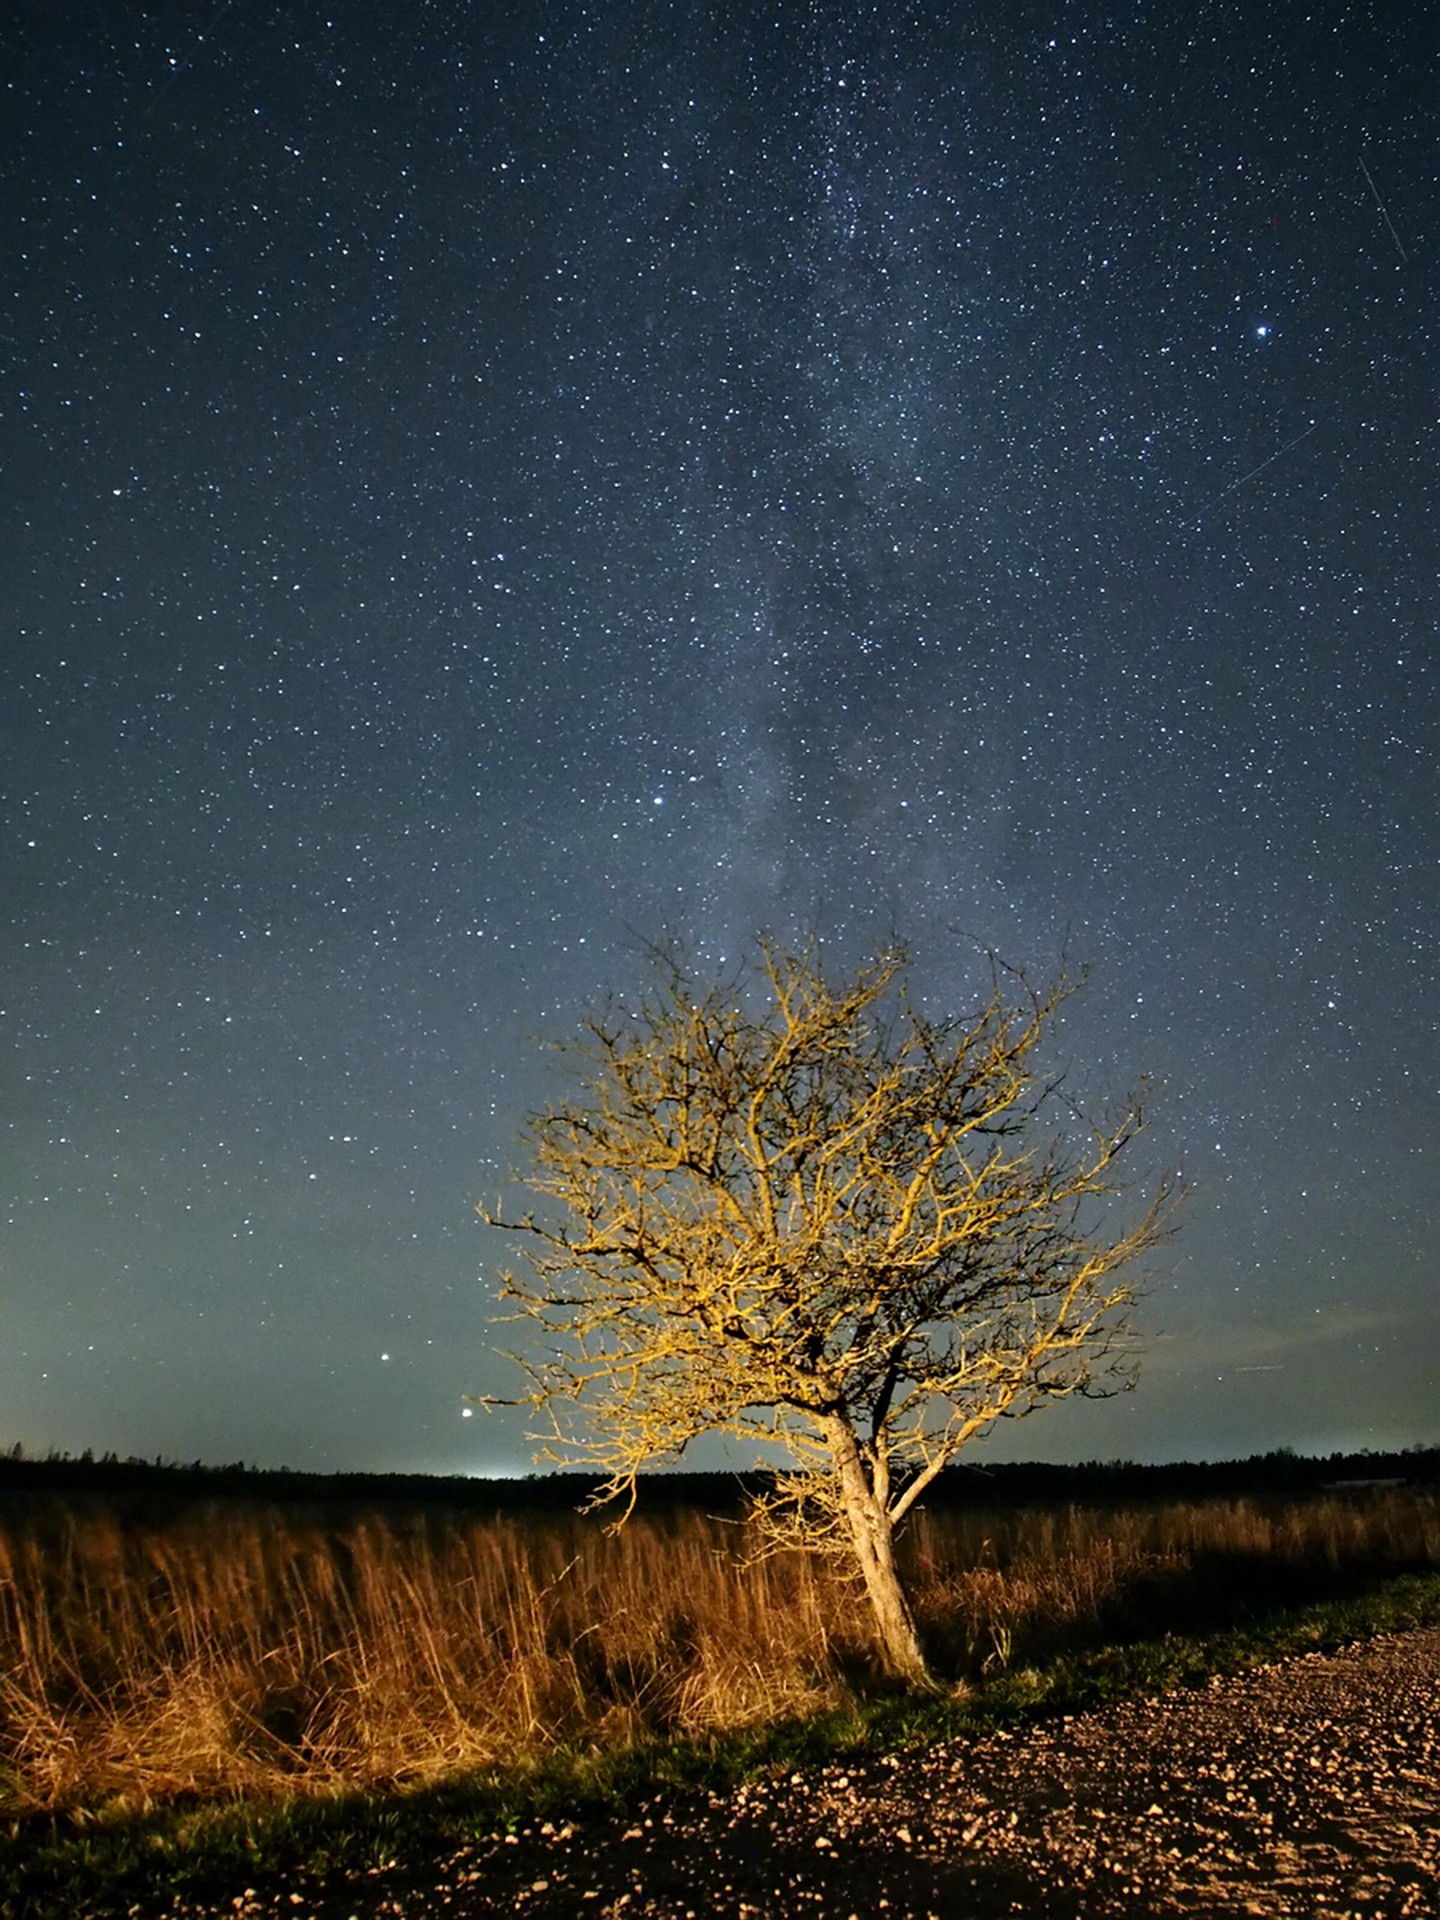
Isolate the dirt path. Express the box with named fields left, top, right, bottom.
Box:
left=211, top=1626, right=1440, bottom=1918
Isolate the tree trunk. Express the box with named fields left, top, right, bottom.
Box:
left=827, top=1421, right=935, bottom=1689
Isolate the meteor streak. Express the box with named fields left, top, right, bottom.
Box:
left=1359, top=153, right=1408, bottom=262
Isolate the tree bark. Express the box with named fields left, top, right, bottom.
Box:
left=827, top=1420, right=935, bottom=1689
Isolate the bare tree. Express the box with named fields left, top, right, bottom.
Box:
left=479, top=939, right=1174, bottom=1687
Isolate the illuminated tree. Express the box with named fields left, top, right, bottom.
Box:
left=479, top=939, right=1173, bottom=1687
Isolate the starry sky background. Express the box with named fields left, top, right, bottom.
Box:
left=4, top=1, right=1436, bottom=1476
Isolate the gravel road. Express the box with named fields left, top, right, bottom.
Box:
left=209, top=1625, right=1440, bottom=1919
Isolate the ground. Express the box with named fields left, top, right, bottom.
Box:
left=189, top=1625, right=1440, bottom=1918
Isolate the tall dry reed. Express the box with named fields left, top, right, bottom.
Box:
left=1, top=1488, right=1435, bottom=1812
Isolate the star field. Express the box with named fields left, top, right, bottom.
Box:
left=3, top=1, right=1436, bottom=1472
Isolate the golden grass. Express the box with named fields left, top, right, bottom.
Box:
left=2, top=1486, right=1436, bottom=1813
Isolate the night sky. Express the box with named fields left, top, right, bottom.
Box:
left=5, top=2, right=1436, bottom=1477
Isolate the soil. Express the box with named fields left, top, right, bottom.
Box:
left=195, top=1625, right=1440, bottom=1918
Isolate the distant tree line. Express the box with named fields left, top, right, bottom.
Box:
left=1, top=1441, right=1435, bottom=1513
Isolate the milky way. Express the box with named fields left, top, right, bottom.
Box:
left=4, top=1, right=1435, bottom=1472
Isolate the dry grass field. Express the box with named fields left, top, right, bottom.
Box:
left=3, top=1483, right=1437, bottom=1818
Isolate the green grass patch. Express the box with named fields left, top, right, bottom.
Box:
left=6, top=1566, right=1440, bottom=1920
